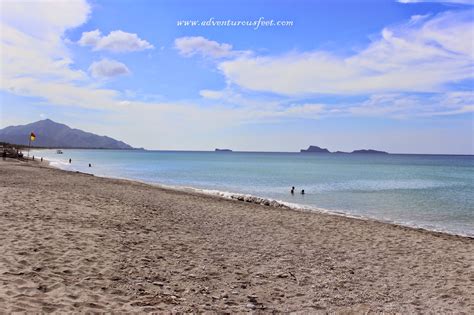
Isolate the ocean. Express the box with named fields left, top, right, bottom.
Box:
left=31, top=149, right=474, bottom=237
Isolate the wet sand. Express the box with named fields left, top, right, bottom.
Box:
left=0, top=159, right=473, bottom=313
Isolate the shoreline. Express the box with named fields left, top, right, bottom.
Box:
left=40, top=155, right=474, bottom=240
left=111, top=178, right=474, bottom=240
left=1, top=158, right=473, bottom=312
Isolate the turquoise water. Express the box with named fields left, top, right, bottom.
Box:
left=32, top=149, right=474, bottom=237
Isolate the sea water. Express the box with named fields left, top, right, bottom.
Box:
left=31, top=149, right=474, bottom=237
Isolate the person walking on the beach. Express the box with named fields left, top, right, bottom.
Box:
left=291, top=186, right=295, bottom=194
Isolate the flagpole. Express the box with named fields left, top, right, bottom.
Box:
left=27, top=136, right=31, bottom=161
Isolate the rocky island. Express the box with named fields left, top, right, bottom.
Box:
left=300, top=145, right=389, bottom=154
left=351, top=149, right=389, bottom=154
left=300, top=145, right=330, bottom=153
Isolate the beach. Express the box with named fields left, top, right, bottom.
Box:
left=0, top=159, right=473, bottom=313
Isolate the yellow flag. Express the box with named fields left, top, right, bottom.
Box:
left=30, top=132, right=36, bottom=142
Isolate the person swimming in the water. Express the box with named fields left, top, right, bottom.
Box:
left=291, top=186, right=295, bottom=194
left=301, top=189, right=305, bottom=195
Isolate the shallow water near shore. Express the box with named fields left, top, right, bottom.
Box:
left=32, top=149, right=474, bottom=237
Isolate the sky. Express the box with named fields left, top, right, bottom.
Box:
left=0, top=0, right=473, bottom=154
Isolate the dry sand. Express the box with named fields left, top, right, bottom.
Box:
left=0, top=158, right=473, bottom=313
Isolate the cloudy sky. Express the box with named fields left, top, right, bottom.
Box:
left=1, top=0, right=473, bottom=153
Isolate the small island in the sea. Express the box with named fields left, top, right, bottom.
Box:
left=300, top=145, right=389, bottom=154
left=215, top=148, right=233, bottom=152
left=300, top=145, right=331, bottom=153
left=351, top=149, right=389, bottom=154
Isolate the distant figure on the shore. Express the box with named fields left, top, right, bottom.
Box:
left=32, top=156, right=35, bottom=161
left=69, top=158, right=71, bottom=163
left=2, top=151, right=6, bottom=160
left=40, top=157, right=43, bottom=162
left=301, top=189, right=305, bottom=195
left=291, top=186, right=295, bottom=194
left=89, top=163, right=92, bottom=167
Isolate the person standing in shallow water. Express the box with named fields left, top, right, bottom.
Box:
left=301, top=189, right=305, bottom=195
left=291, top=186, right=295, bottom=194
left=69, top=158, right=71, bottom=163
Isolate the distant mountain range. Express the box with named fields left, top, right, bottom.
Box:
left=301, top=145, right=388, bottom=154
left=0, top=119, right=134, bottom=149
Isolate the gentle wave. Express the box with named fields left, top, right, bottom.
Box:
left=292, top=179, right=457, bottom=193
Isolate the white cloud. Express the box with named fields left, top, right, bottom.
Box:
left=77, top=29, right=101, bottom=46
left=218, top=10, right=473, bottom=95
left=78, top=30, right=154, bottom=53
left=5, top=76, right=120, bottom=109
left=0, top=0, right=89, bottom=83
left=199, top=88, right=324, bottom=120
left=0, top=0, right=125, bottom=109
left=438, top=91, right=474, bottom=109
left=199, top=89, right=226, bottom=99
left=199, top=85, right=474, bottom=123
left=427, top=105, right=474, bottom=116
left=175, top=36, right=250, bottom=59
left=89, top=59, right=130, bottom=79
left=246, top=103, right=327, bottom=121
left=1, top=23, right=87, bottom=83
left=347, top=92, right=474, bottom=118
left=347, top=94, right=423, bottom=118
left=284, top=103, right=325, bottom=116
left=1, top=0, right=91, bottom=41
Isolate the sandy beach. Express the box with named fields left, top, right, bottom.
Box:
left=0, top=159, right=473, bottom=313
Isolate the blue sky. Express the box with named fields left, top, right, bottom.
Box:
left=1, top=0, right=473, bottom=153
